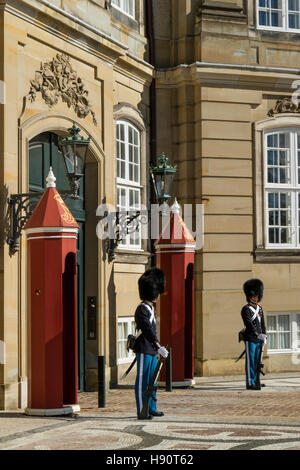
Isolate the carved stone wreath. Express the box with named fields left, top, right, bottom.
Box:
left=27, top=53, right=97, bottom=125
left=268, top=97, right=300, bottom=117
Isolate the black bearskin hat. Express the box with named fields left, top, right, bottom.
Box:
left=243, top=278, right=264, bottom=302
left=138, top=268, right=166, bottom=301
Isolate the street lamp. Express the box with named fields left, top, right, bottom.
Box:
left=150, top=152, right=177, bottom=205
left=105, top=152, right=177, bottom=261
left=58, top=123, right=90, bottom=199
left=7, top=123, right=89, bottom=254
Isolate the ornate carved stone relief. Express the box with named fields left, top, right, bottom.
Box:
left=268, top=97, right=300, bottom=117
left=26, top=53, right=97, bottom=125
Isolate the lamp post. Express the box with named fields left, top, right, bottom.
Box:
left=150, top=152, right=177, bottom=205
left=105, top=152, right=177, bottom=261
left=58, top=123, right=90, bottom=199
left=7, top=123, right=89, bottom=254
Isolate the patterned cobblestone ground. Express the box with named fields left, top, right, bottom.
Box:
left=79, top=382, right=300, bottom=420
left=0, top=374, right=300, bottom=450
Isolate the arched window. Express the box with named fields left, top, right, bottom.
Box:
left=116, top=120, right=141, bottom=249
left=264, top=128, right=300, bottom=248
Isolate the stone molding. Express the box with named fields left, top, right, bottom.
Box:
left=197, top=0, right=247, bottom=21
left=254, top=248, right=300, bottom=263
left=113, top=102, right=147, bottom=130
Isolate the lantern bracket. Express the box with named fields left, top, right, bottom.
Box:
left=7, top=190, right=72, bottom=254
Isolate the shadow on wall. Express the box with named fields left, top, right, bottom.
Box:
left=0, top=185, right=9, bottom=249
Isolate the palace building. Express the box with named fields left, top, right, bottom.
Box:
left=1, top=0, right=300, bottom=410
left=0, top=0, right=153, bottom=409
left=153, top=0, right=300, bottom=376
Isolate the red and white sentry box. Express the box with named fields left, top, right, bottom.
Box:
left=155, top=199, right=196, bottom=388
left=24, top=168, right=80, bottom=416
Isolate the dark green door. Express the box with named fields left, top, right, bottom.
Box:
left=29, top=132, right=86, bottom=392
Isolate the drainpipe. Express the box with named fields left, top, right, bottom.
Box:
left=145, top=0, right=157, bottom=266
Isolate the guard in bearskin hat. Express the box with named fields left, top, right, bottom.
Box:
left=134, top=267, right=168, bottom=419
left=241, top=279, right=267, bottom=390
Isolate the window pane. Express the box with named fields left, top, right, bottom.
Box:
left=289, top=13, right=300, bottom=28
left=117, top=187, right=126, bottom=210
left=278, top=315, right=289, bottom=331
left=268, top=133, right=278, bottom=147
left=267, top=314, right=290, bottom=350
left=134, top=164, right=139, bottom=183
left=289, top=0, right=300, bottom=28
left=278, top=332, right=290, bottom=349
left=128, top=126, right=133, bottom=144
left=289, top=0, right=300, bottom=10
left=129, top=163, right=133, bottom=181
left=118, top=123, right=125, bottom=142
left=133, top=129, right=139, bottom=145
left=258, top=1, right=283, bottom=28
left=268, top=332, right=277, bottom=349
left=280, top=192, right=287, bottom=207
left=118, top=320, right=132, bottom=359
left=268, top=315, right=277, bottom=331
left=268, top=192, right=275, bottom=208
left=271, top=11, right=279, bottom=26
left=296, top=314, right=300, bottom=331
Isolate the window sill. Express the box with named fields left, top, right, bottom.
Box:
left=114, top=249, right=151, bottom=265
left=254, top=248, right=300, bottom=263
left=267, top=350, right=300, bottom=355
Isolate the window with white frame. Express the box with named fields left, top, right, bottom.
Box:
left=116, top=120, right=141, bottom=249
left=257, top=0, right=300, bottom=31
left=111, top=0, right=135, bottom=18
left=117, top=317, right=136, bottom=363
left=264, top=129, right=300, bottom=248
left=267, top=313, right=300, bottom=351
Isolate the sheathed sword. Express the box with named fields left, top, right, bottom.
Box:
left=256, top=341, right=266, bottom=388
left=235, top=349, right=246, bottom=363
left=121, top=357, right=136, bottom=380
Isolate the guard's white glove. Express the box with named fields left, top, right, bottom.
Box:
left=157, top=346, right=169, bottom=358
left=258, top=334, right=267, bottom=344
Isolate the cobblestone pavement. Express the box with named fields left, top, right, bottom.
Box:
left=0, top=373, right=300, bottom=451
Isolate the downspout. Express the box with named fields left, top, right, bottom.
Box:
left=145, top=0, right=157, bottom=266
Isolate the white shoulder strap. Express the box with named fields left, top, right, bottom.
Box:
left=248, top=305, right=261, bottom=323
left=141, top=303, right=155, bottom=324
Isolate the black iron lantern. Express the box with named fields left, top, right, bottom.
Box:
left=150, top=152, right=177, bottom=204
left=58, top=123, right=90, bottom=198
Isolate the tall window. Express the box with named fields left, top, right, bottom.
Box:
left=265, top=129, right=300, bottom=248
left=116, top=120, right=141, bottom=249
left=267, top=313, right=300, bottom=351
left=117, top=317, right=135, bottom=363
left=257, top=1, right=300, bottom=31
left=111, top=0, right=135, bottom=18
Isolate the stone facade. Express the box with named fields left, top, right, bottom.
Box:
left=154, top=0, right=300, bottom=376
left=0, top=0, right=152, bottom=409
left=1, top=0, right=300, bottom=411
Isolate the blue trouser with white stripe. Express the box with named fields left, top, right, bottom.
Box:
left=135, top=353, right=157, bottom=416
left=245, top=341, right=261, bottom=387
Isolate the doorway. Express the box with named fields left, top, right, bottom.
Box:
left=29, top=132, right=86, bottom=391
